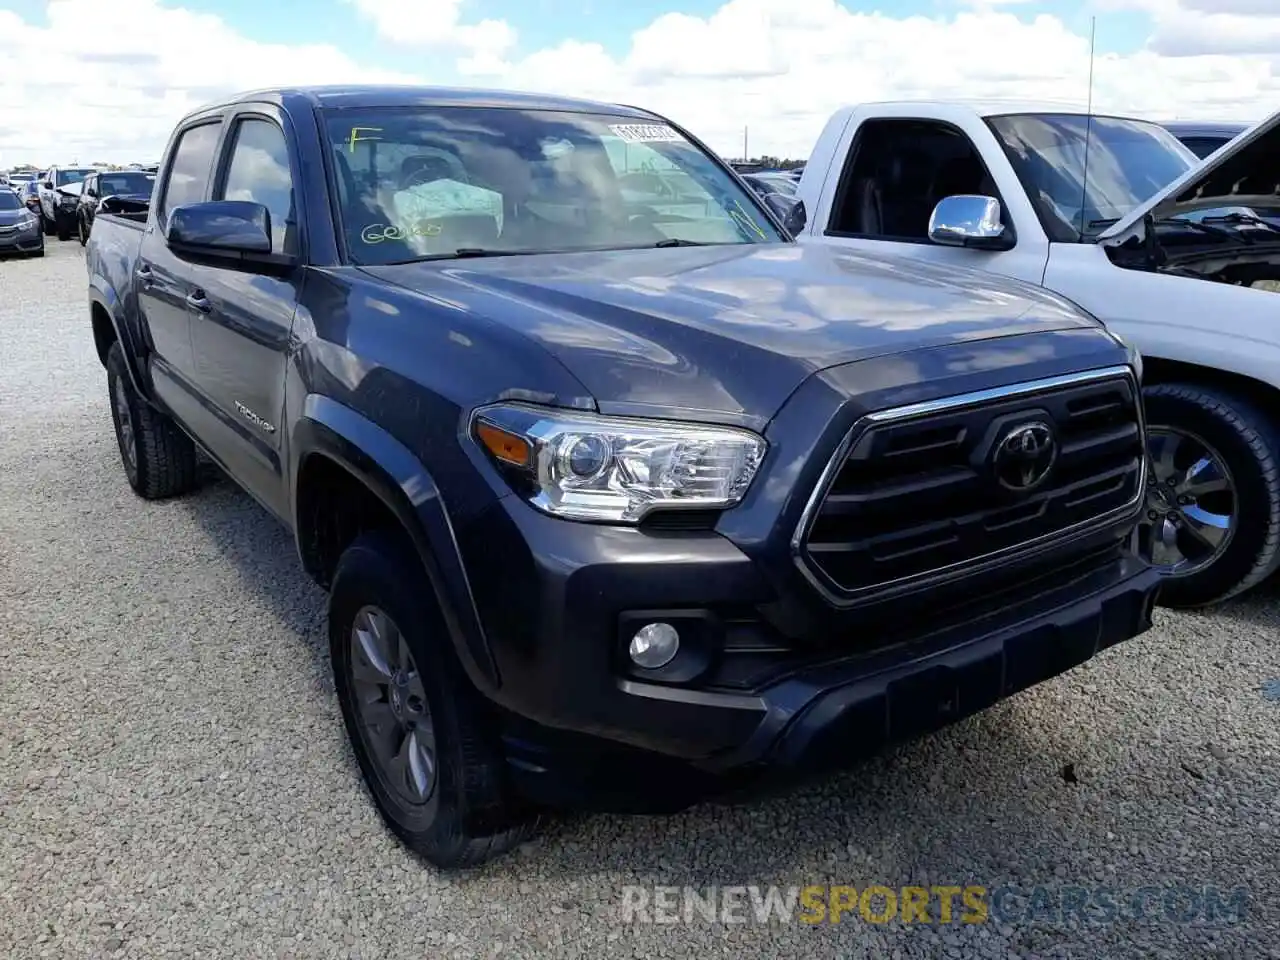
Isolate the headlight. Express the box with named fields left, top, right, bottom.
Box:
left=472, top=403, right=767, bottom=523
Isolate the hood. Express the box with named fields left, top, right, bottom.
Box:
left=0, top=208, right=29, bottom=226
left=361, top=243, right=1102, bottom=418
left=1100, top=107, right=1280, bottom=243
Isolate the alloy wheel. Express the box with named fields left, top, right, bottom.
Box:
left=1140, top=427, right=1236, bottom=576
left=111, top=373, right=137, bottom=470
left=349, top=605, right=438, bottom=805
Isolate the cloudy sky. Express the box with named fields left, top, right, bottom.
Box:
left=0, top=0, right=1277, bottom=166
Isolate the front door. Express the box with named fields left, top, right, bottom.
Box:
left=187, top=107, right=303, bottom=521
left=812, top=117, right=1049, bottom=286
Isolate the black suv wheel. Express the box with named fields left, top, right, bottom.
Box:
left=106, top=342, right=199, bottom=499
left=1140, top=382, right=1280, bottom=607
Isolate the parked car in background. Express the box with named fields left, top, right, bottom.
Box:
left=17, top=179, right=42, bottom=214
left=742, top=171, right=799, bottom=202
left=794, top=100, right=1280, bottom=608
left=76, top=169, right=155, bottom=245
left=1160, top=121, right=1250, bottom=159
left=88, top=84, right=1158, bottom=868
left=38, top=166, right=96, bottom=239
left=0, top=186, right=44, bottom=257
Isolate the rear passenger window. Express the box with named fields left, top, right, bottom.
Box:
left=160, top=122, right=221, bottom=223
left=218, top=118, right=296, bottom=255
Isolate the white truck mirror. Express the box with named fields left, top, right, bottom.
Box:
left=928, top=195, right=1010, bottom=250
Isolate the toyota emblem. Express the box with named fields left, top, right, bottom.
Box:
left=992, top=421, right=1058, bottom=492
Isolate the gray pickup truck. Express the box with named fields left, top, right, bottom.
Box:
left=87, top=84, right=1161, bottom=867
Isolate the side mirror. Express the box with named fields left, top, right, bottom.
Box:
left=782, top=198, right=806, bottom=236
left=166, top=200, right=293, bottom=269
left=763, top=193, right=806, bottom=236
left=928, top=195, right=1012, bottom=250
left=42, top=181, right=53, bottom=190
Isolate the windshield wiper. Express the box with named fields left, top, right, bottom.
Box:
left=1198, top=211, right=1280, bottom=234
left=385, top=248, right=526, bottom=264
left=652, top=238, right=715, bottom=248
left=1154, top=216, right=1250, bottom=244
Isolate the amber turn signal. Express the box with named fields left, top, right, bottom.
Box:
left=476, top=420, right=532, bottom=467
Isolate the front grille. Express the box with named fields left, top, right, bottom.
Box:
left=796, top=366, right=1144, bottom=603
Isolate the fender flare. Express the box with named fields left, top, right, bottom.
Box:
left=292, top=394, right=501, bottom=693
left=89, top=277, right=149, bottom=398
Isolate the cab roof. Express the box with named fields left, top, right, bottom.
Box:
left=199, top=84, right=659, bottom=119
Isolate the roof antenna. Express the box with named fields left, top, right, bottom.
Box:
left=1077, top=15, right=1097, bottom=236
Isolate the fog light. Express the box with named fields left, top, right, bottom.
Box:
left=629, top=622, right=680, bottom=669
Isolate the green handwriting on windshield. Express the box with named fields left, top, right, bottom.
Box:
left=348, top=127, right=383, bottom=153
left=729, top=198, right=768, bottom=241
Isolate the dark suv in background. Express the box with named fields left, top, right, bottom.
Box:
left=76, top=170, right=155, bottom=245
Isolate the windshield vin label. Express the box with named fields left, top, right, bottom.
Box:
left=609, top=123, right=683, bottom=143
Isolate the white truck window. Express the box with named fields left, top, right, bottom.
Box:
left=828, top=119, right=1000, bottom=241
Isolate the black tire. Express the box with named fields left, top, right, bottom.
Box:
left=1142, top=382, right=1280, bottom=608
left=41, top=210, right=55, bottom=235
left=77, top=215, right=88, bottom=246
left=329, top=530, right=538, bottom=868
left=29, top=246, right=44, bottom=258
left=56, top=213, right=70, bottom=242
left=105, top=341, right=199, bottom=499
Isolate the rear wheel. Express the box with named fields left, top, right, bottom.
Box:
left=56, top=212, right=70, bottom=242
left=329, top=530, right=538, bottom=868
left=77, top=214, right=88, bottom=246
left=1139, top=383, right=1280, bottom=607
left=41, top=209, right=55, bottom=235
left=106, top=341, right=199, bottom=499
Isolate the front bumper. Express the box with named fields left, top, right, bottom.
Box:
left=460, top=492, right=1158, bottom=810
left=0, top=225, right=44, bottom=251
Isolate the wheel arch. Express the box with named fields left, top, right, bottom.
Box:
left=292, top=395, right=500, bottom=693
left=1142, top=356, right=1280, bottom=419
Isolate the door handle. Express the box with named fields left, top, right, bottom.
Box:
left=136, top=264, right=153, bottom=280
left=185, top=290, right=211, bottom=313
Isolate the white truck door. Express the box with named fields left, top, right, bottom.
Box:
left=801, top=114, right=1050, bottom=286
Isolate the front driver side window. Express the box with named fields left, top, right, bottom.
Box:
left=828, top=119, right=1000, bottom=241
left=218, top=118, right=297, bottom=255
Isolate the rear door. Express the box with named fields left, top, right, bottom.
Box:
left=137, top=118, right=224, bottom=429
left=186, top=104, right=304, bottom=520
left=813, top=116, right=1050, bottom=285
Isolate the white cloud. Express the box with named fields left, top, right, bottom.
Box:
left=344, top=0, right=516, bottom=70
left=0, top=0, right=1277, bottom=168
left=482, top=0, right=1280, bottom=155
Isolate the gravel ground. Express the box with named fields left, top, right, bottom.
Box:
left=1, top=240, right=1277, bottom=960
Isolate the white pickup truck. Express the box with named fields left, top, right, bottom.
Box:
left=790, top=100, right=1280, bottom=608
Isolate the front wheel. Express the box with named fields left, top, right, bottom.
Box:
left=56, top=212, right=70, bottom=242
left=1140, top=383, right=1280, bottom=607
left=329, top=530, right=538, bottom=868
left=77, top=215, right=88, bottom=246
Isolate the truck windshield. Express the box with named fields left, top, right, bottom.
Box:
left=57, top=169, right=94, bottom=186
left=986, top=113, right=1198, bottom=241
left=323, top=107, right=782, bottom=264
